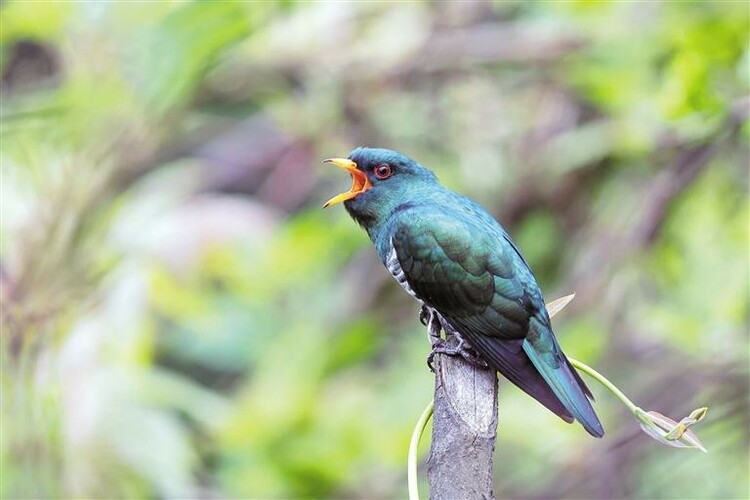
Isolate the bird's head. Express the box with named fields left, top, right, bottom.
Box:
left=322, top=147, right=438, bottom=228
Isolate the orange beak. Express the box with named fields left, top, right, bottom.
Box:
left=322, top=158, right=372, bottom=208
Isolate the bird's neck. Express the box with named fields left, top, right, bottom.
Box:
left=344, top=203, right=379, bottom=234
left=346, top=183, right=452, bottom=244
left=345, top=199, right=411, bottom=245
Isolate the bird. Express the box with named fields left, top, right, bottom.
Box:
left=322, top=147, right=604, bottom=437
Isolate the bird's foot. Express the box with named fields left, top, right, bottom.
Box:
left=421, top=306, right=490, bottom=371
left=427, top=336, right=490, bottom=372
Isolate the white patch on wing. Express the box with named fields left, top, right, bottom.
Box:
left=386, top=241, right=419, bottom=300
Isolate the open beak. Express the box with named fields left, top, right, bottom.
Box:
left=322, top=158, right=372, bottom=208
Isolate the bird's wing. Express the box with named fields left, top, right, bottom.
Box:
left=391, top=212, right=531, bottom=338
left=391, top=211, right=536, bottom=339
left=390, top=212, right=576, bottom=421
left=391, top=211, right=603, bottom=436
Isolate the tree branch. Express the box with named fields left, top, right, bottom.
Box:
left=426, top=315, right=498, bottom=500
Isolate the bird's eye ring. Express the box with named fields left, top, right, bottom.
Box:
left=374, top=163, right=392, bottom=179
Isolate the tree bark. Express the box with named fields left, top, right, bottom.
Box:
left=427, top=316, right=499, bottom=500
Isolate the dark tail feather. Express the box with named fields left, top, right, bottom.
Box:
left=522, top=322, right=604, bottom=437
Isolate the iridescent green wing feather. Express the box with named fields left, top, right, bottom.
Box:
left=390, top=210, right=575, bottom=422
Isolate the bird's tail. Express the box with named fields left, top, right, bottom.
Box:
left=523, top=318, right=604, bottom=438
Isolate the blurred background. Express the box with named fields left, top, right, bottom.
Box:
left=1, top=1, right=748, bottom=499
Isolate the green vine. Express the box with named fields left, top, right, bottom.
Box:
left=407, top=400, right=434, bottom=500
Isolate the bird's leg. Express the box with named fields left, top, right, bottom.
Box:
left=419, top=304, right=431, bottom=327
left=420, top=305, right=444, bottom=344
left=425, top=309, right=489, bottom=371
left=419, top=304, right=440, bottom=330
left=424, top=306, right=448, bottom=371
left=425, top=306, right=443, bottom=342
left=428, top=316, right=490, bottom=371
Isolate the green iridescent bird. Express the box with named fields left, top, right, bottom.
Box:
left=323, top=147, right=604, bottom=437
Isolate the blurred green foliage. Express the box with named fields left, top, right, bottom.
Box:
left=1, top=1, right=748, bottom=499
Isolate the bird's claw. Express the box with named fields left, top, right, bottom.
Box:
left=426, top=337, right=490, bottom=372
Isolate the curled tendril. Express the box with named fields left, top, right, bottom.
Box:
left=548, top=294, right=708, bottom=452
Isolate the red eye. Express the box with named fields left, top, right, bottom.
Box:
left=374, top=163, right=392, bottom=179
